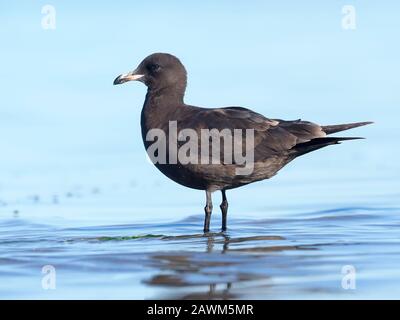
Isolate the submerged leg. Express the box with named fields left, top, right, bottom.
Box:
left=203, top=191, right=213, bottom=233
left=220, top=190, right=228, bottom=231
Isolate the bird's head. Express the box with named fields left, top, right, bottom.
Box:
left=113, top=53, right=187, bottom=94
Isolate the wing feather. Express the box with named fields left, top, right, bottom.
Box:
left=178, top=106, right=326, bottom=163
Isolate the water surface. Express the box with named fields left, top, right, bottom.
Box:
left=1, top=164, right=399, bottom=299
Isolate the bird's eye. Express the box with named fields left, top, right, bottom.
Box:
left=149, top=64, right=161, bottom=72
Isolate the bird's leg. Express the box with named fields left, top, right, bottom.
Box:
left=203, top=191, right=213, bottom=233
left=220, top=190, right=228, bottom=231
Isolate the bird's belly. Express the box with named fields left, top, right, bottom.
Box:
left=153, top=163, right=210, bottom=190
left=151, top=158, right=288, bottom=191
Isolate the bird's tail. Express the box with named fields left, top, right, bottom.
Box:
left=291, top=137, right=364, bottom=157
left=322, top=121, right=373, bottom=135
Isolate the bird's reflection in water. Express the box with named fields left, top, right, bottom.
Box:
left=145, top=232, right=292, bottom=299
left=206, top=232, right=229, bottom=253
left=204, top=233, right=232, bottom=299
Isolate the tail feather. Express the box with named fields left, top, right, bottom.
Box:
left=292, top=137, right=364, bottom=157
left=322, top=121, right=373, bottom=135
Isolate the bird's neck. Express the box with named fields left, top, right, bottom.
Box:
left=146, top=82, right=186, bottom=104
left=141, top=87, right=186, bottom=136
left=143, top=85, right=186, bottom=112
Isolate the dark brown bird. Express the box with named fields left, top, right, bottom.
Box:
left=114, top=53, right=372, bottom=233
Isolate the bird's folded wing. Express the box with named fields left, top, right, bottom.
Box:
left=181, top=107, right=326, bottom=162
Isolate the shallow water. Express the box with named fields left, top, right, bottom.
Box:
left=1, top=161, right=399, bottom=299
